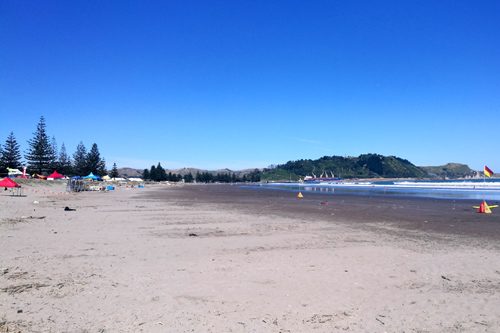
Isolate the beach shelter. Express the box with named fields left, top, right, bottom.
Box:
left=7, top=167, right=23, bottom=176
left=83, top=172, right=98, bottom=180
left=71, top=176, right=82, bottom=179
left=0, top=177, right=20, bottom=188
left=0, top=177, right=23, bottom=196
left=47, top=171, right=65, bottom=179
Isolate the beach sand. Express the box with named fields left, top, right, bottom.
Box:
left=1, top=182, right=500, bottom=332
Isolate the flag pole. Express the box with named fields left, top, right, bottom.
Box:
left=483, top=165, right=485, bottom=202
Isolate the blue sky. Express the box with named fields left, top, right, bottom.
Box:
left=1, top=1, right=499, bottom=172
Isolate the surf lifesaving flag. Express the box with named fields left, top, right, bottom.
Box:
left=484, top=166, right=494, bottom=178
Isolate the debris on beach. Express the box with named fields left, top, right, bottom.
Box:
left=0, top=320, right=27, bottom=333
left=1, top=283, right=49, bottom=294
left=21, top=216, right=45, bottom=220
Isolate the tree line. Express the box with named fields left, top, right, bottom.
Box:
left=2, top=116, right=264, bottom=182
left=142, top=164, right=262, bottom=183
left=0, top=116, right=114, bottom=177
left=195, top=170, right=261, bottom=183
left=142, top=163, right=188, bottom=182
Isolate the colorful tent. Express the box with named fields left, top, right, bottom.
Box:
left=0, top=177, right=24, bottom=196
left=0, top=177, right=21, bottom=188
left=47, top=171, right=65, bottom=178
left=83, top=172, right=98, bottom=180
left=7, top=167, right=23, bottom=175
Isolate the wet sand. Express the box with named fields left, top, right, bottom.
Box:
left=165, top=184, right=500, bottom=242
left=1, top=182, right=500, bottom=332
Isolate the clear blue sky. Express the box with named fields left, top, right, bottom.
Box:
left=1, top=1, right=499, bottom=172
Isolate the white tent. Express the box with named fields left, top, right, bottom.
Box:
left=7, top=168, right=23, bottom=176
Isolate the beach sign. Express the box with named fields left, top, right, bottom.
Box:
left=297, top=192, right=303, bottom=198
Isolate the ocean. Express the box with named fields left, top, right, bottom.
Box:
left=258, top=179, right=500, bottom=201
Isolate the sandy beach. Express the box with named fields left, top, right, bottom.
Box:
left=1, top=181, right=500, bottom=332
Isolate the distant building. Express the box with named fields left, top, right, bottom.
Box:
left=128, top=177, right=143, bottom=182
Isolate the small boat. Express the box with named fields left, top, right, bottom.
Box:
left=303, top=176, right=341, bottom=183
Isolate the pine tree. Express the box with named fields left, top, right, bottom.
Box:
left=110, top=163, right=119, bottom=178
left=142, top=168, right=150, bottom=180
left=156, top=162, right=167, bottom=181
left=150, top=165, right=157, bottom=181
left=49, top=136, right=59, bottom=171
left=85, top=143, right=103, bottom=175
left=184, top=172, right=194, bottom=183
left=25, top=116, right=55, bottom=174
left=73, top=141, right=87, bottom=175
left=97, top=156, right=107, bottom=177
left=58, top=143, right=73, bottom=175
left=1, top=132, right=23, bottom=170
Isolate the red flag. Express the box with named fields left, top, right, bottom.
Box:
left=484, top=166, right=493, bottom=178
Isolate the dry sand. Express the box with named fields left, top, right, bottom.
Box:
left=1, top=181, right=500, bottom=332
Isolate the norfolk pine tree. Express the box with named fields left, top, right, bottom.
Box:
left=25, top=116, right=56, bottom=174
left=110, top=163, right=119, bottom=178
left=1, top=132, right=23, bottom=170
left=85, top=143, right=104, bottom=175
left=73, top=142, right=87, bottom=175
left=97, top=157, right=107, bottom=177
left=49, top=136, right=59, bottom=171
left=58, top=143, right=73, bottom=175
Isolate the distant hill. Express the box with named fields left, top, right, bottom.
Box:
left=419, top=163, right=479, bottom=179
left=117, top=168, right=143, bottom=178
left=261, top=154, right=429, bottom=181
left=116, top=167, right=263, bottom=179
left=115, top=159, right=484, bottom=181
